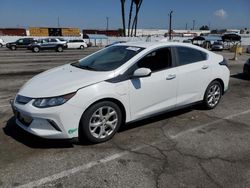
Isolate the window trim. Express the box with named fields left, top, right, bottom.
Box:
left=173, top=46, right=208, bottom=67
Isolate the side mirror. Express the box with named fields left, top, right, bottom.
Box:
left=132, top=68, right=152, bottom=78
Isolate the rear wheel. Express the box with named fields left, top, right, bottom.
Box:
left=203, top=81, right=222, bottom=109
left=79, top=101, right=122, bottom=143
left=56, top=46, right=63, bottom=52
left=0, top=43, right=3, bottom=47
left=80, top=45, right=84, bottom=50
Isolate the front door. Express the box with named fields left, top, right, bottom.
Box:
left=129, top=47, right=178, bottom=120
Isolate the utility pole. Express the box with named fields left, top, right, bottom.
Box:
left=57, top=16, right=60, bottom=28
left=192, top=20, right=195, bottom=30
left=169, top=10, right=173, bottom=41
left=185, top=23, right=188, bottom=30
left=106, top=17, right=109, bottom=31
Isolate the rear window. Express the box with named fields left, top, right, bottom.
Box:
left=176, top=47, right=207, bottom=66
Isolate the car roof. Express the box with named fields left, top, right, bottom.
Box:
left=117, top=41, right=202, bottom=49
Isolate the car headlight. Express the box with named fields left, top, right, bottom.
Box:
left=33, top=92, right=76, bottom=108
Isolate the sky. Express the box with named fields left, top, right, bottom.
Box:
left=0, top=0, right=249, bottom=30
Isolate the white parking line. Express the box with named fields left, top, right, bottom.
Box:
left=0, top=104, right=10, bottom=108
left=14, top=108, right=250, bottom=188
left=16, top=143, right=149, bottom=188
left=170, top=109, right=250, bottom=139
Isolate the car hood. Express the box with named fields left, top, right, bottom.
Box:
left=18, top=64, right=114, bottom=98
left=6, top=42, right=15, bottom=45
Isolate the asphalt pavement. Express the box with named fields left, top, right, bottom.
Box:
left=0, top=47, right=250, bottom=188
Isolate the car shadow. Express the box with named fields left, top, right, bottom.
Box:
left=231, top=73, right=250, bottom=81
left=119, top=106, right=193, bottom=132
left=3, top=116, right=75, bottom=149
left=3, top=106, right=196, bottom=148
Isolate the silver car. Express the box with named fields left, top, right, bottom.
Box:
left=211, top=41, right=224, bottom=51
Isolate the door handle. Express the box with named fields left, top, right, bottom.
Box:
left=202, top=65, right=209, bottom=69
left=166, top=74, right=176, bottom=80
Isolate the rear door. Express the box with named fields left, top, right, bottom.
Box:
left=129, top=47, right=178, bottom=120
left=174, top=46, right=211, bottom=106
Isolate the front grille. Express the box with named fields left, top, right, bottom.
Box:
left=16, top=95, right=32, bottom=105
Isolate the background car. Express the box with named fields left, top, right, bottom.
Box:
left=247, top=45, right=250, bottom=54
left=6, top=38, right=37, bottom=50
left=243, top=58, right=250, bottom=77
left=12, top=42, right=230, bottom=143
left=211, top=41, right=224, bottom=51
left=67, top=39, right=88, bottom=49
left=0, top=38, right=5, bottom=47
left=28, top=38, right=67, bottom=52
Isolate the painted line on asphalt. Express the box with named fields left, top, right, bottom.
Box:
left=170, top=109, right=250, bottom=139
left=13, top=109, right=250, bottom=187
left=16, top=142, right=157, bottom=188
left=0, top=104, right=10, bottom=108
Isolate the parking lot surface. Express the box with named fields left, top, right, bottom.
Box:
left=0, top=47, right=250, bottom=188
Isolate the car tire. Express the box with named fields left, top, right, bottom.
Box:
left=56, top=46, right=63, bottom=52
left=203, top=81, right=222, bottom=110
left=0, top=43, right=3, bottom=47
left=79, top=101, right=122, bottom=144
left=80, top=45, right=84, bottom=50
left=33, top=47, right=40, bottom=53
left=11, top=46, right=16, bottom=50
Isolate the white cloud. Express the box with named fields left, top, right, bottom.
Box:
left=214, top=9, right=228, bottom=19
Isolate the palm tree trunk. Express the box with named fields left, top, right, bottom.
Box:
left=127, top=0, right=134, bottom=37
left=120, top=0, right=126, bottom=36
left=131, top=0, right=143, bottom=37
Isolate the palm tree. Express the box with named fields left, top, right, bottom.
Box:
left=120, top=0, right=126, bottom=36
left=127, top=0, right=134, bottom=37
left=131, top=0, right=143, bottom=36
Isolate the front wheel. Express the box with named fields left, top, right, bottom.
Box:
left=203, top=81, right=222, bottom=109
left=79, top=101, right=122, bottom=143
left=80, top=45, right=84, bottom=50
left=33, top=46, right=40, bottom=53
left=11, top=46, right=16, bottom=50
left=0, top=43, right=3, bottom=47
left=56, top=46, right=63, bottom=52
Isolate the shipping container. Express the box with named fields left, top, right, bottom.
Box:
left=83, top=29, right=122, bottom=37
left=48, top=28, right=62, bottom=36
left=0, top=28, right=26, bottom=36
left=62, top=28, right=80, bottom=36
left=29, top=27, right=49, bottom=36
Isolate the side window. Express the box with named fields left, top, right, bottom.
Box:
left=176, top=47, right=207, bottom=66
left=137, top=48, right=172, bottom=72
left=50, top=39, right=57, bottom=42
left=17, top=39, right=24, bottom=44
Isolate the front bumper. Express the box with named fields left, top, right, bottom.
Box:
left=10, top=97, right=83, bottom=139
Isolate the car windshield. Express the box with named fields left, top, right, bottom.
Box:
left=71, top=45, right=144, bottom=71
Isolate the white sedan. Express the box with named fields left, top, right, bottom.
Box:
left=11, top=42, right=230, bottom=143
left=67, top=39, right=88, bottom=49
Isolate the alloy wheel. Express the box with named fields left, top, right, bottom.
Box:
left=89, top=106, right=118, bottom=139
left=206, top=83, right=221, bottom=108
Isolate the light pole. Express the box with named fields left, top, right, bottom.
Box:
left=106, top=17, right=109, bottom=31
left=192, top=20, right=195, bottom=30
left=169, top=10, right=173, bottom=41
left=57, top=16, right=60, bottom=28
left=106, top=17, right=109, bottom=36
